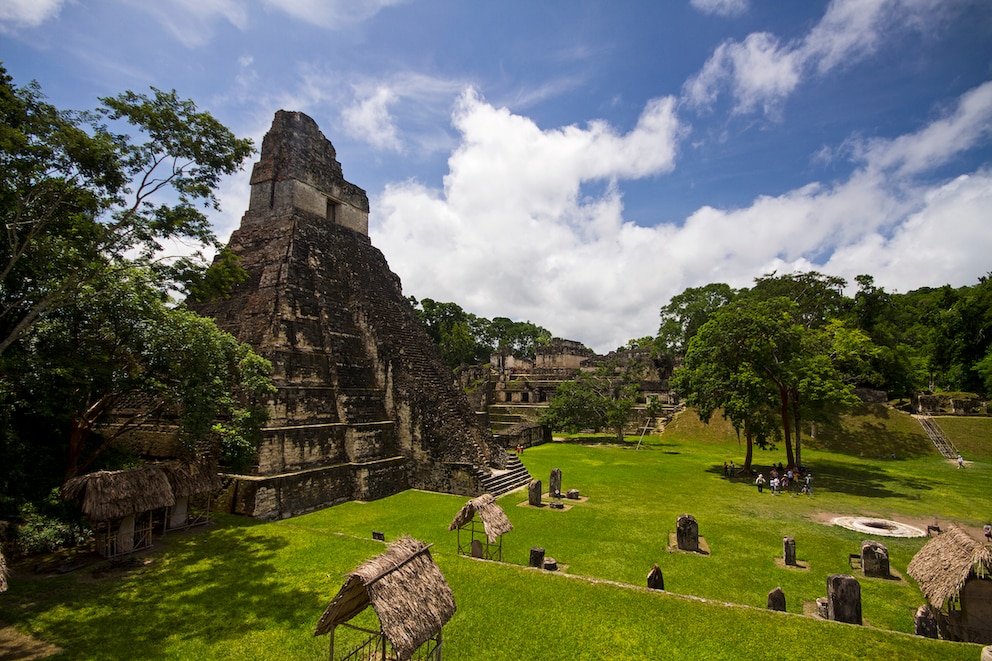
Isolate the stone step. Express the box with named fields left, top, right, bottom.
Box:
left=479, top=455, right=532, bottom=497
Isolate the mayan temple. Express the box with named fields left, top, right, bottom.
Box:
left=190, top=110, right=515, bottom=519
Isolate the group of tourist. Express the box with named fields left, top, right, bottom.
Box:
left=753, top=464, right=812, bottom=496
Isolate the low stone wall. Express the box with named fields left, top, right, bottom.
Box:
left=914, top=392, right=988, bottom=415
left=222, top=456, right=409, bottom=520
left=496, top=422, right=551, bottom=449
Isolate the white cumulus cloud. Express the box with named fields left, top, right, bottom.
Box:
left=371, top=82, right=992, bottom=352
left=125, top=0, right=248, bottom=48
left=342, top=87, right=402, bottom=152
left=690, top=0, right=749, bottom=18
left=262, top=0, right=405, bottom=29
left=0, top=0, right=63, bottom=30
left=683, top=0, right=953, bottom=116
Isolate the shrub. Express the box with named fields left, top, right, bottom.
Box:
left=13, top=495, right=91, bottom=556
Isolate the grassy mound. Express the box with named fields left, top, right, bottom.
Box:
left=805, top=404, right=935, bottom=459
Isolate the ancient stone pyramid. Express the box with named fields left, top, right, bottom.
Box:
left=192, top=110, right=507, bottom=519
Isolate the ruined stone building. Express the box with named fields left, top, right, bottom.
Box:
left=189, top=111, right=521, bottom=519
left=488, top=339, right=680, bottom=437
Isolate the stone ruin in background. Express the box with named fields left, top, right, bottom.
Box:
left=175, top=110, right=510, bottom=519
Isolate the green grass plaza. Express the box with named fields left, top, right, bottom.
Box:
left=1, top=407, right=990, bottom=660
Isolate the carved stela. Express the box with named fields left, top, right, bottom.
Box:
left=192, top=110, right=507, bottom=519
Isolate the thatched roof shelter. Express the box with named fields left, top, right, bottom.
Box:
left=155, top=459, right=222, bottom=498
left=61, top=465, right=175, bottom=522
left=314, top=536, right=455, bottom=660
left=448, top=493, right=513, bottom=543
left=907, top=523, right=992, bottom=608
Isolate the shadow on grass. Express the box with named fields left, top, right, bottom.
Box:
left=807, top=405, right=934, bottom=459
left=551, top=435, right=678, bottom=450
left=31, top=522, right=324, bottom=658
left=808, top=459, right=935, bottom=499
left=704, top=458, right=936, bottom=499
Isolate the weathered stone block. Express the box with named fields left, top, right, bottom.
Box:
left=914, top=605, right=938, bottom=639
left=676, top=514, right=699, bottom=552
left=549, top=468, right=562, bottom=498
left=528, top=479, right=542, bottom=507
left=783, top=536, right=797, bottom=566
left=860, top=540, right=889, bottom=578
left=529, top=547, right=545, bottom=568
left=647, top=564, right=665, bottom=590
left=767, top=587, right=786, bottom=611
left=827, top=574, right=862, bottom=625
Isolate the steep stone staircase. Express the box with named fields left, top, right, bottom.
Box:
left=477, top=453, right=532, bottom=497
left=915, top=415, right=959, bottom=458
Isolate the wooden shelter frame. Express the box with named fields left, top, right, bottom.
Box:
left=448, top=494, right=512, bottom=563
left=316, top=538, right=454, bottom=661
left=454, top=517, right=504, bottom=562
left=329, top=622, right=443, bottom=661
left=162, top=493, right=215, bottom=533
left=94, top=511, right=155, bottom=559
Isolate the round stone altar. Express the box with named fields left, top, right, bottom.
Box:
left=830, top=516, right=926, bottom=538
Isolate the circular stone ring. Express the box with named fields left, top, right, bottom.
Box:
left=830, top=516, right=926, bottom=538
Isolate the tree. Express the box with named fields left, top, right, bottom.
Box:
left=487, top=317, right=552, bottom=360
left=673, top=293, right=865, bottom=469
left=672, top=299, right=791, bottom=472
left=0, top=69, right=268, bottom=505
left=0, top=66, right=254, bottom=355
left=541, top=359, right=644, bottom=443
left=743, top=272, right=865, bottom=466
left=2, top=267, right=274, bottom=489
left=748, top=271, right=846, bottom=329
left=657, top=282, right=737, bottom=355
left=411, top=297, right=551, bottom=369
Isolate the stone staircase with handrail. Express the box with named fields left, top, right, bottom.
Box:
left=915, top=415, right=959, bottom=458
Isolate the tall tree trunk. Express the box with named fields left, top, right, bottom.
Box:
left=778, top=383, right=795, bottom=467
left=791, top=389, right=802, bottom=468
left=743, top=426, right=754, bottom=473
left=65, top=414, right=88, bottom=481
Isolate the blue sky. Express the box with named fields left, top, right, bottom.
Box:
left=2, top=0, right=991, bottom=352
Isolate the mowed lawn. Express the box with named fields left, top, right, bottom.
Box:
left=1, top=410, right=989, bottom=660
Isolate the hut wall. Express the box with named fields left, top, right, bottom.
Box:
left=118, top=515, right=135, bottom=554
left=168, top=496, right=189, bottom=529
left=949, top=578, right=992, bottom=644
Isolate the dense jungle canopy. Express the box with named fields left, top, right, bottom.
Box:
left=0, top=66, right=273, bottom=520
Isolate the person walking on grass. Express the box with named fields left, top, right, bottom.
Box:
left=957, top=455, right=964, bottom=469
left=755, top=474, right=766, bottom=493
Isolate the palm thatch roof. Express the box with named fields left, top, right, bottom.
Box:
left=314, top=536, right=455, bottom=660
left=0, top=548, right=8, bottom=593
left=61, top=465, right=175, bottom=522
left=155, top=459, right=222, bottom=498
left=447, top=493, right=513, bottom=543
left=907, top=523, right=992, bottom=608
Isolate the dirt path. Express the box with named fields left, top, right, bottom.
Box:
left=0, top=622, right=60, bottom=661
